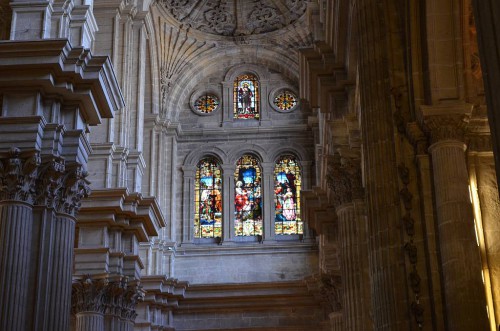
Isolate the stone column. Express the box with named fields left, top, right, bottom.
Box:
left=356, top=1, right=410, bottom=328
left=0, top=149, right=39, bottom=331
left=327, top=154, right=371, bottom=331
left=72, top=276, right=108, bottom=331
left=422, top=109, right=489, bottom=330
left=104, top=278, right=144, bottom=331
left=471, top=0, right=500, bottom=189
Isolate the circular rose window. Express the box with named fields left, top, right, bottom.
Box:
left=273, top=90, right=298, bottom=112
left=194, top=94, right=220, bottom=114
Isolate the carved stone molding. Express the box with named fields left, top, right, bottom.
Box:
left=406, top=122, right=428, bottom=155
left=0, top=148, right=40, bottom=203
left=325, top=154, right=363, bottom=208
left=72, top=276, right=109, bottom=314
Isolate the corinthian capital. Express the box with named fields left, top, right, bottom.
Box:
left=55, top=164, right=91, bottom=216
left=0, top=148, right=40, bottom=203
left=35, top=157, right=66, bottom=208
left=72, top=275, right=108, bottom=314
left=104, top=278, right=145, bottom=322
left=419, top=104, right=473, bottom=145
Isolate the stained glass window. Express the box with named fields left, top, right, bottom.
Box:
left=194, top=158, right=223, bottom=238
left=274, top=156, right=302, bottom=235
left=234, top=74, right=259, bottom=119
left=273, top=90, right=298, bottom=111
left=194, top=94, right=220, bottom=114
left=234, top=155, right=262, bottom=236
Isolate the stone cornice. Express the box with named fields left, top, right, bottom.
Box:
left=78, top=188, right=166, bottom=240
left=0, top=39, right=124, bottom=124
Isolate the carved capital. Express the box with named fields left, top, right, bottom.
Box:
left=72, top=275, right=108, bottom=314
left=104, top=278, right=145, bottom=322
left=423, top=114, right=470, bottom=144
left=55, top=164, right=91, bottom=216
left=406, top=122, right=427, bottom=155
left=0, top=148, right=40, bottom=203
left=35, top=157, right=66, bottom=208
left=325, top=154, right=363, bottom=208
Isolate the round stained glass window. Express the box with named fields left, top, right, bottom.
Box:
left=194, top=94, right=220, bottom=114
left=273, top=90, right=298, bottom=111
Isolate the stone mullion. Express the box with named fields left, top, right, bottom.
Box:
left=261, top=162, right=275, bottom=241
left=0, top=202, right=33, bottom=331
left=221, top=165, right=235, bottom=243
left=428, top=139, right=489, bottom=330
left=357, top=0, right=409, bottom=329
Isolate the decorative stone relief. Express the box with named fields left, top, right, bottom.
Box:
left=325, top=154, right=363, bottom=208
left=0, top=148, right=40, bottom=203
left=319, top=273, right=342, bottom=313
left=159, top=0, right=307, bottom=36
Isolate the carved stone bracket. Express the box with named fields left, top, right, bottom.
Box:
left=0, top=148, right=40, bottom=203
left=72, top=275, right=109, bottom=314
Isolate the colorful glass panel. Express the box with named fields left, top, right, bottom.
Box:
left=194, top=94, right=219, bottom=114
left=274, top=156, right=302, bottom=235
left=273, top=90, right=298, bottom=111
left=233, top=74, right=259, bottom=119
left=194, top=158, right=223, bottom=238
left=234, top=155, right=262, bottom=236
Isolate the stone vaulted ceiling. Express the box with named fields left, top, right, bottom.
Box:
left=159, top=0, right=308, bottom=36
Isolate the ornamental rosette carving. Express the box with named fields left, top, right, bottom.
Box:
left=325, top=154, right=363, bottom=208
left=0, top=148, right=40, bottom=203
left=34, top=157, right=66, bottom=208
left=54, top=164, right=91, bottom=216
left=72, top=275, right=108, bottom=314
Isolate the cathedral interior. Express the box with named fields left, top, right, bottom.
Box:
left=0, top=0, right=499, bottom=330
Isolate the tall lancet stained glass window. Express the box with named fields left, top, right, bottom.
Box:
left=234, top=74, right=259, bottom=119
left=274, top=156, right=302, bottom=235
left=234, top=155, right=262, bottom=236
left=194, top=158, right=223, bottom=238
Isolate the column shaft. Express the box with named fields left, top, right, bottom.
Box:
left=0, top=202, right=32, bottom=331
left=429, top=140, right=488, bottom=330
left=337, top=202, right=370, bottom=331
left=76, top=312, right=104, bottom=331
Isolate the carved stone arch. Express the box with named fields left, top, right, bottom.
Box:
left=223, top=63, right=271, bottom=83
left=269, top=144, right=310, bottom=163
left=184, top=146, right=229, bottom=166
left=227, top=145, right=268, bottom=164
